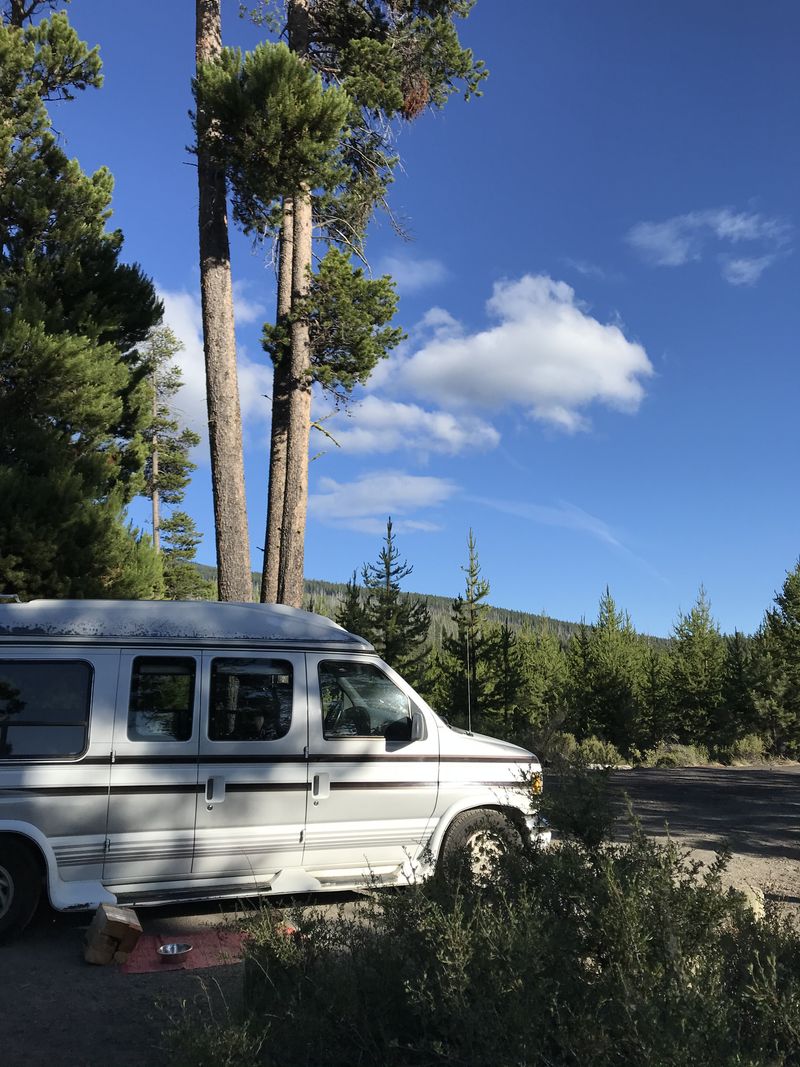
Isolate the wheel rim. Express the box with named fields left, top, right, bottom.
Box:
left=464, top=830, right=504, bottom=881
left=0, top=863, right=14, bottom=920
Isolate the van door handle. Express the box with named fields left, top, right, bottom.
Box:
left=312, top=773, right=330, bottom=800
left=205, top=776, right=226, bottom=805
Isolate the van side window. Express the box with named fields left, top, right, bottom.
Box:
left=127, top=658, right=195, bottom=742
left=209, top=659, right=292, bottom=741
left=319, top=662, right=412, bottom=740
left=0, top=660, right=92, bottom=758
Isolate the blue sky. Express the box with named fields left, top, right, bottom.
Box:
left=54, top=0, right=799, bottom=636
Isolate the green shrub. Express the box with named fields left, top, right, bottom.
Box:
left=719, top=733, right=767, bottom=765
left=541, top=729, right=577, bottom=764
left=577, top=734, right=623, bottom=767
left=169, top=817, right=800, bottom=1066
left=641, top=740, right=710, bottom=767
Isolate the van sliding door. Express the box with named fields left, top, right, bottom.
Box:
left=192, top=651, right=308, bottom=885
left=103, top=651, right=201, bottom=889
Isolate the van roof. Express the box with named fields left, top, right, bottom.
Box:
left=0, top=599, right=374, bottom=650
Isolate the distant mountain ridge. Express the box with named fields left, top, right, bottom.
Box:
left=194, top=565, right=668, bottom=647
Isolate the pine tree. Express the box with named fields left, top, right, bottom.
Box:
left=0, top=8, right=163, bottom=598
left=585, top=588, right=642, bottom=749
left=160, top=512, right=215, bottom=600
left=718, top=631, right=757, bottom=746
left=754, top=561, right=800, bottom=755
left=667, top=586, right=725, bottom=746
left=489, top=618, right=525, bottom=733
left=140, top=328, right=201, bottom=552
left=369, top=521, right=430, bottom=668
left=335, top=570, right=369, bottom=636
left=565, top=621, right=593, bottom=738
left=441, top=530, right=493, bottom=729
left=360, top=519, right=430, bottom=680
left=637, top=645, right=670, bottom=749
left=518, top=622, right=569, bottom=740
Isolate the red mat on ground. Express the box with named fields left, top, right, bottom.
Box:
left=120, top=930, right=246, bottom=974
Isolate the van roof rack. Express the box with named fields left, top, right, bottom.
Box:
left=0, top=594, right=20, bottom=603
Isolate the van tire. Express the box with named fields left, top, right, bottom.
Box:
left=440, top=809, right=522, bottom=880
left=0, top=839, right=42, bottom=942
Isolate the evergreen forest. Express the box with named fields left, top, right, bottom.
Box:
left=2, top=1, right=799, bottom=767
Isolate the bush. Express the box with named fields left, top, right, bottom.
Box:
left=541, top=729, right=577, bottom=764
left=168, top=803, right=800, bottom=1066
left=640, top=740, right=710, bottom=767
left=716, top=734, right=767, bottom=766
left=577, top=735, right=623, bottom=767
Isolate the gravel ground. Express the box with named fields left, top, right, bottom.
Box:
left=610, top=764, right=800, bottom=913
left=2, top=765, right=799, bottom=1066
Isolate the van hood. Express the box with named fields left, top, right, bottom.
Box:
left=438, top=721, right=541, bottom=767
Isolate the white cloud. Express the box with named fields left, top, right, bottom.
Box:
left=389, top=274, right=653, bottom=432
left=158, top=288, right=208, bottom=436
left=329, top=395, right=500, bottom=455
left=158, top=286, right=274, bottom=460
left=627, top=207, right=790, bottom=282
left=309, top=471, right=457, bottom=533
left=376, top=253, right=448, bottom=293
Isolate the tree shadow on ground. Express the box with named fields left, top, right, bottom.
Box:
left=608, top=766, right=800, bottom=863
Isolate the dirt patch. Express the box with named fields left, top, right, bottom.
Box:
left=0, top=903, right=246, bottom=1067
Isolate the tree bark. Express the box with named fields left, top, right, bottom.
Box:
left=275, top=0, right=313, bottom=610
left=151, top=382, right=161, bottom=553
left=277, top=184, right=313, bottom=608
left=196, top=0, right=252, bottom=602
left=260, top=198, right=293, bottom=603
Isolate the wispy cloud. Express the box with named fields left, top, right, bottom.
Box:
left=470, top=494, right=666, bottom=580
left=376, top=253, right=448, bottom=294
left=309, top=471, right=457, bottom=534
left=469, top=496, right=623, bottom=547
left=562, top=257, right=620, bottom=282
left=720, top=254, right=777, bottom=287
left=627, top=207, right=790, bottom=283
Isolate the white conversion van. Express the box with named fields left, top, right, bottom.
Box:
left=0, top=599, right=547, bottom=938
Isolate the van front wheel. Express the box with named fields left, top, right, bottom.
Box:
left=0, top=839, right=42, bottom=941
left=440, top=809, right=521, bottom=881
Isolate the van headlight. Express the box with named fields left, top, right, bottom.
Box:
left=530, top=771, right=543, bottom=795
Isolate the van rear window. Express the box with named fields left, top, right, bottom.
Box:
left=0, top=660, right=92, bottom=759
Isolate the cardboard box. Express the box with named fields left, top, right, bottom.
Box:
left=84, top=904, right=142, bottom=966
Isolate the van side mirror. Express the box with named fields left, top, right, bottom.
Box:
left=410, top=709, right=426, bottom=743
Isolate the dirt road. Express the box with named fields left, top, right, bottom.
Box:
left=611, top=764, right=800, bottom=909
left=1, top=766, right=798, bottom=1066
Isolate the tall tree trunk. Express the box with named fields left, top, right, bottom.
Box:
left=151, top=383, right=161, bottom=553
left=278, top=185, right=313, bottom=608
left=196, top=0, right=252, bottom=602
left=277, top=0, right=313, bottom=609
left=260, top=198, right=293, bottom=603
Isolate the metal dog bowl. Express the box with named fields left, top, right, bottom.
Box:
left=157, top=942, right=193, bottom=960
